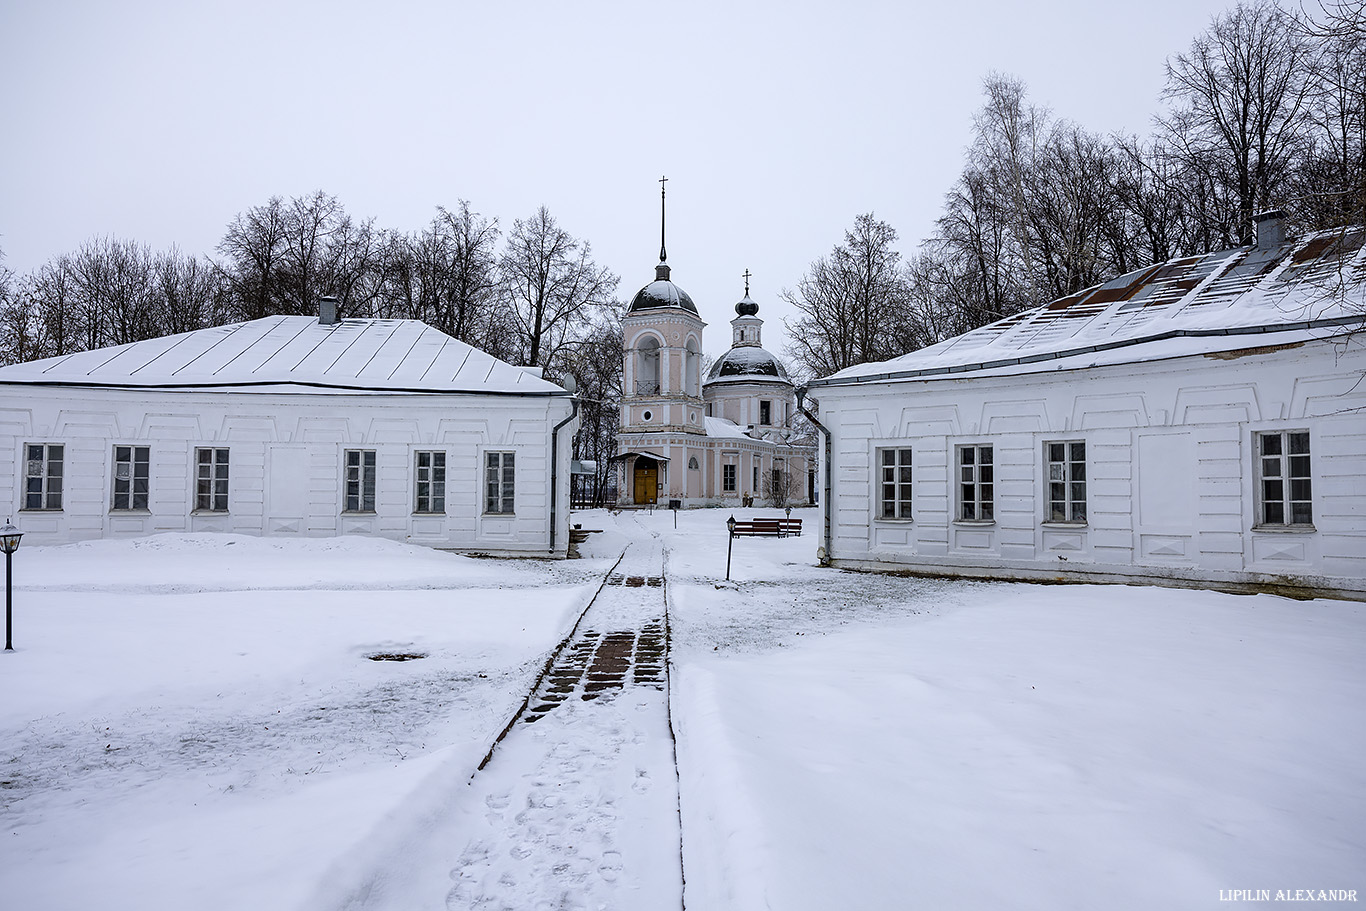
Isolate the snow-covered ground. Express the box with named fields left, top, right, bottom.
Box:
left=2, top=509, right=1362, bottom=910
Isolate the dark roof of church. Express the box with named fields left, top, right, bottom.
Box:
left=628, top=263, right=698, bottom=314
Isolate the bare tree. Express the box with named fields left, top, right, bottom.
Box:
left=781, top=213, right=909, bottom=376
left=1160, top=1, right=1314, bottom=245
left=498, top=206, right=618, bottom=369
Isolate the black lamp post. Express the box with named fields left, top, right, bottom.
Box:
left=726, top=514, right=736, bottom=581
left=1, top=519, right=22, bottom=652
left=784, top=505, right=792, bottom=538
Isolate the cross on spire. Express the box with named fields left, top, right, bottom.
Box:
left=742, top=268, right=752, bottom=296
left=659, top=175, right=668, bottom=264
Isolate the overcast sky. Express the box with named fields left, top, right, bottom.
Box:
left=2, top=0, right=1237, bottom=361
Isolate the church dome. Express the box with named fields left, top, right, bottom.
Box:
left=705, top=345, right=791, bottom=385
left=735, top=294, right=759, bottom=316
left=628, top=263, right=698, bottom=314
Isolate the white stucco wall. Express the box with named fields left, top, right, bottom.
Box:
left=1, top=386, right=578, bottom=557
left=811, top=336, right=1366, bottom=598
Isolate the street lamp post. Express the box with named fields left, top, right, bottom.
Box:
left=726, top=514, right=736, bottom=581
left=1, top=519, right=23, bottom=652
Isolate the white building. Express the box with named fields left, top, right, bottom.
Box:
left=614, top=254, right=812, bottom=508
left=1, top=305, right=580, bottom=557
left=804, top=215, right=1366, bottom=600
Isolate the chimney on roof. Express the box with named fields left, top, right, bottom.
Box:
left=319, top=296, right=339, bottom=325
left=1253, top=210, right=1287, bottom=250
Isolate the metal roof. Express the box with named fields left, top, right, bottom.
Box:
left=812, top=227, right=1366, bottom=387
left=0, top=316, right=569, bottom=396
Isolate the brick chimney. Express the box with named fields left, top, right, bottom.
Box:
left=1253, top=210, right=1287, bottom=250
left=319, top=296, right=339, bottom=325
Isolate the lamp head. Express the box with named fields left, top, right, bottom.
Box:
left=0, top=519, right=21, bottom=555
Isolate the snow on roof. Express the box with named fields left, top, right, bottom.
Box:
left=812, top=227, right=1366, bottom=388
left=703, top=416, right=756, bottom=439
left=0, top=316, right=569, bottom=396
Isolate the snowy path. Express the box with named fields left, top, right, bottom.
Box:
left=342, top=535, right=684, bottom=911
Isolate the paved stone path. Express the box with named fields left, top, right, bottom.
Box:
left=442, top=538, right=682, bottom=910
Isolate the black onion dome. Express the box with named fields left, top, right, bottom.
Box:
left=735, top=293, right=759, bottom=316
left=628, top=262, right=698, bottom=314
left=705, top=345, right=791, bottom=384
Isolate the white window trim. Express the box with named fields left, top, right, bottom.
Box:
left=1253, top=428, right=1314, bottom=531
left=343, top=449, right=378, bottom=514
left=111, top=443, right=151, bottom=512
left=875, top=445, right=914, bottom=522
left=193, top=447, right=230, bottom=513
left=484, top=450, right=516, bottom=515
left=1042, top=439, right=1087, bottom=526
left=956, top=443, right=995, bottom=524
left=413, top=449, right=447, bottom=515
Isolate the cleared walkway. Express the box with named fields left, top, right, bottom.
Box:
left=442, top=538, right=682, bottom=910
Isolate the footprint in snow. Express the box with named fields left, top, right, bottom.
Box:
left=597, top=851, right=624, bottom=882
left=485, top=793, right=511, bottom=810
left=632, top=770, right=651, bottom=793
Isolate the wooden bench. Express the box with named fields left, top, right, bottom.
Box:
left=730, top=517, right=803, bottom=537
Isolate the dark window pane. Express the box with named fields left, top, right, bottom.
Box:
left=1070, top=442, right=1084, bottom=461
left=1288, top=455, right=1310, bottom=478
left=1288, top=432, right=1309, bottom=455
left=1290, top=479, right=1312, bottom=501
left=1291, top=502, right=1312, bottom=524
left=980, top=447, right=993, bottom=464
left=1264, top=501, right=1285, bottom=524
left=961, top=448, right=974, bottom=465
left=1261, top=434, right=1282, bottom=456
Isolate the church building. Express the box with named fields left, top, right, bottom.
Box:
left=613, top=189, right=812, bottom=507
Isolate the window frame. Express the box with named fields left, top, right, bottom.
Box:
left=877, top=446, right=913, bottom=521
left=1043, top=440, right=1087, bottom=525
left=1255, top=429, right=1313, bottom=528
left=23, top=442, right=64, bottom=511
left=759, top=400, right=772, bottom=425
left=722, top=463, right=737, bottom=493
left=485, top=450, right=516, bottom=515
left=343, top=449, right=377, bottom=513
left=111, top=444, right=150, bottom=511
left=194, top=447, right=230, bottom=513
left=956, top=443, right=995, bottom=523
left=413, top=450, right=446, bottom=515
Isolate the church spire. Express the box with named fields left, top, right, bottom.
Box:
left=659, top=175, right=668, bottom=264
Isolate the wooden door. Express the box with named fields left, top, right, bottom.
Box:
left=633, top=464, right=658, bottom=505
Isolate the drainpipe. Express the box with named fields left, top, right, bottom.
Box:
left=548, top=384, right=580, bottom=555
left=795, top=385, right=832, bottom=566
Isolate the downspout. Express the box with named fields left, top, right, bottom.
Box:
left=795, top=385, right=832, bottom=566
left=549, top=391, right=580, bottom=556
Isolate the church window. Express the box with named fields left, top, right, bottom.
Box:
left=1256, top=431, right=1311, bottom=526
left=722, top=464, right=736, bottom=493
left=414, top=451, right=446, bottom=514
left=686, top=339, right=700, bottom=396
left=195, top=447, right=230, bottom=513
left=111, top=445, right=150, bottom=511
left=688, top=457, right=699, bottom=470
left=636, top=337, right=661, bottom=395
left=759, top=400, right=772, bottom=425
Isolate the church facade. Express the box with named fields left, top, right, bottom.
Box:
left=613, top=254, right=812, bottom=509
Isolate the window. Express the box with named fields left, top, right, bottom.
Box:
left=24, top=443, right=63, bottom=510
left=753, top=463, right=760, bottom=492
left=195, top=448, right=230, bottom=512
left=759, top=400, right=772, bottom=425
left=687, top=456, right=699, bottom=470
left=344, top=449, right=377, bottom=512
left=879, top=447, right=912, bottom=519
left=635, top=337, right=661, bottom=395
left=414, top=451, right=446, bottom=514
left=958, top=445, right=994, bottom=521
left=722, top=463, right=737, bottom=493
left=485, top=451, right=515, bottom=514
left=1257, top=431, right=1311, bottom=526
left=1045, top=441, right=1086, bottom=523
left=112, top=445, right=150, bottom=510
